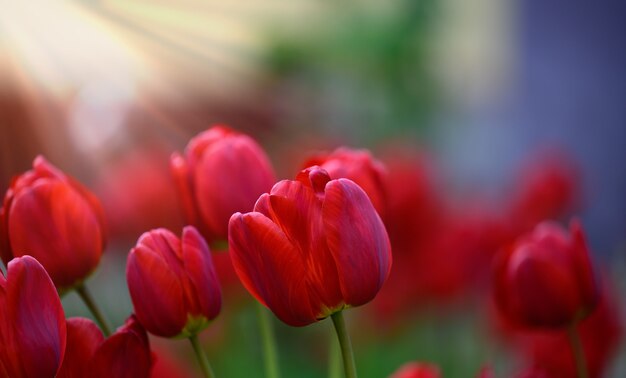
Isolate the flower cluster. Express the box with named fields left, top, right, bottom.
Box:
left=0, top=126, right=621, bottom=377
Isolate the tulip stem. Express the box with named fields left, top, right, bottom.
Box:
left=256, top=302, right=281, bottom=378
left=331, top=311, right=358, bottom=378
left=189, top=334, right=216, bottom=378
left=567, top=322, right=588, bottom=378
left=328, top=328, right=341, bottom=378
left=76, top=284, right=112, bottom=336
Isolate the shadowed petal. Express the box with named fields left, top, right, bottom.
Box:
left=57, top=317, right=105, bottom=378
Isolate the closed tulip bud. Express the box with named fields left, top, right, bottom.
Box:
left=0, top=156, right=106, bottom=290
left=493, top=219, right=597, bottom=329
left=58, top=315, right=153, bottom=378
left=229, top=166, right=392, bottom=327
left=0, top=255, right=66, bottom=377
left=302, top=147, right=387, bottom=215
left=126, top=226, right=221, bottom=338
left=171, top=125, right=276, bottom=243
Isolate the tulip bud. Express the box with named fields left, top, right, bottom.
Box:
left=58, top=315, right=153, bottom=378
left=126, top=226, right=221, bottom=338
left=171, top=125, right=276, bottom=244
left=302, top=147, right=387, bottom=215
left=0, top=255, right=66, bottom=377
left=0, top=156, right=105, bottom=290
left=229, top=166, right=392, bottom=326
left=493, top=219, right=597, bottom=328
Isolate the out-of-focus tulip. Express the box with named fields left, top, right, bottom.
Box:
left=388, top=362, right=440, bottom=378
left=170, top=125, right=276, bottom=244
left=58, top=315, right=153, bottom=378
left=228, top=166, right=392, bottom=326
left=0, top=255, right=66, bottom=377
left=0, top=156, right=105, bottom=290
left=518, top=280, right=622, bottom=378
left=127, top=226, right=221, bottom=338
left=302, top=147, right=387, bottom=215
left=493, top=219, right=597, bottom=329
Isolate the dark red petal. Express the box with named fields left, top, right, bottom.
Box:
left=267, top=180, right=343, bottom=313
left=194, top=136, right=275, bottom=240
left=569, top=219, right=597, bottom=310
left=295, top=166, right=331, bottom=195
left=92, top=316, right=152, bottom=378
left=322, top=179, right=392, bottom=306
left=8, top=180, right=102, bottom=289
left=4, top=256, right=66, bottom=377
left=57, top=317, right=105, bottom=378
left=170, top=153, right=201, bottom=230
left=127, top=245, right=187, bottom=337
left=181, top=226, right=221, bottom=321
left=228, top=212, right=318, bottom=326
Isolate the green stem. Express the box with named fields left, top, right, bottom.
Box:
left=331, top=311, right=358, bottom=378
left=256, top=302, right=280, bottom=378
left=76, top=284, right=112, bottom=336
left=189, top=334, right=216, bottom=378
left=328, top=327, right=341, bottom=378
left=567, top=322, right=588, bottom=378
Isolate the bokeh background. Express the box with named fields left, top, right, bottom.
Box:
left=1, top=1, right=624, bottom=377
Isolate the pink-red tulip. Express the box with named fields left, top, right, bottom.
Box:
left=0, top=255, right=66, bottom=377
left=302, top=147, right=387, bottom=215
left=493, top=219, right=597, bottom=329
left=171, top=125, right=276, bottom=243
left=388, top=362, right=440, bottom=378
left=126, top=226, right=221, bottom=338
left=0, top=156, right=105, bottom=290
left=58, top=315, right=152, bottom=378
left=228, top=166, right=392, bottom=326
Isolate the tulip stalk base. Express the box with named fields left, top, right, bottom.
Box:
left=190, top=334, right=216, bottom=378
left=331, top=311, right=357, bottom=378
left=256, top=302, right=281, bottom=378
left=76, top=284, right=112, bottom=336
left=567, top=322, right=588, bottom=378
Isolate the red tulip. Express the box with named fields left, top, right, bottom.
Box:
left=0, top=255, right=66, bottom=377
left=493, top=219, right=597, bottom=329
left=126, top=226, right=221, bottom=337
left=302, top=147, right=387, bottom=215
left=228, top=166, right=392, bottom=326
left=58, top=315, right=153, bottom=378
left=0, top=156, right=105, bottom=290
left=170, top=125, right=276, bottom=243
left=388, top=362, right=440, bottom=378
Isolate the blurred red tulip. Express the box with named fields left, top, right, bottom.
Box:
left=0, top=156, right=105, bottom=290
left=518, top=280, right=622, bottom=378
left=302, top=147, right=387, bottom=215
left=58, top=315, right=153, bottom=378
left=229, top=166, right=392, bottom=326
left=0, top=255, right=66, bottom=377
left=388, top=362, right=440, bottom=378
left=127, top=226, right=221, bottom=338
left=170, top=125, right=276, bottom=244
left=510, top=154, right=579, bottom=232
left=493, top=219, right=597, bottom=329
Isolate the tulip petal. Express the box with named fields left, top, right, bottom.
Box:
left=322, top=179, right=392, bottom=306
left=3, top=256, right=66, bottom=377
left=57, top=317, right=105, bottom=378
left=127, top=245, right=187, bottom=337
left=194, top=136, right=275, bottom=239
left=229, top=212, right=318, bottom=326
left=8, top=180, right=102, bottom=288
left=92, top=316, right=152, bottom=378
left=181, top=226, right=221, bottom=321
left=170, top=153, right=202, bottom=231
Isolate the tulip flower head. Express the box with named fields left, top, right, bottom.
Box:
left=171, top=125, right=276, bottom=244
left=302, top=147, right=387, bottom=215
left=58, top=315, right=153, bottom=378
left=0, top=255, right=66, bottom=377
left=229, top=166, right=392, bottom=326
left=126, top=226, right=221, bottom=338
left=0, top=156, right=106, bottom=291
left=493, top=219, right=597, bottom=329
